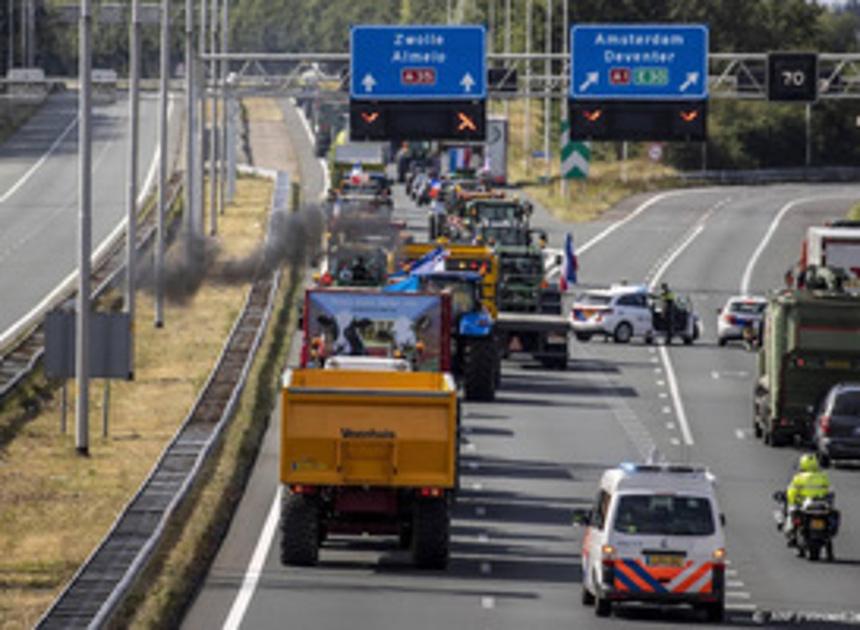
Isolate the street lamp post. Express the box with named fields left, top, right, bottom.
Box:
left=155, top=0, right=169, bottom=327
left=125, top=0, right=140, bottom=372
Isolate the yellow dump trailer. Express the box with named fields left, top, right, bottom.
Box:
left=280, top=368, right=458, bottom=568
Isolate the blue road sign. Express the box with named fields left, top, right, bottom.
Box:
left=570, top=24, right=708, bottom=100
left=351, top=25, right=486, bottom=100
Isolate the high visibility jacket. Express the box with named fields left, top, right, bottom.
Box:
left=787, top=470, right=831, bottom=507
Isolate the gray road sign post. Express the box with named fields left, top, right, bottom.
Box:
left=76, top=0, right=93, bottom=456
left=543, top=0, right=551, bottom=181
left=155, top=0, right=168, bottom=328
left=126, top=0, right=140, bottom=375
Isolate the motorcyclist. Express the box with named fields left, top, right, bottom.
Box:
left=783, top=454, right=832, bottom=539
left=659, top=283, right=676, bottom=344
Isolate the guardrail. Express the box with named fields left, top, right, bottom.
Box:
left=680, top=166, right=860, bottom=185
left=36, top=169, right=286, bottom=629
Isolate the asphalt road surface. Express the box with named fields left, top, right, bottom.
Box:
left=0, top=92, right=165, bottom=336
left=185, top=108, right=860, bottom=629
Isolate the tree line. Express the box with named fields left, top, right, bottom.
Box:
left=3, top=0, right=860, bottom=169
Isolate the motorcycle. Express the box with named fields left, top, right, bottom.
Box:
left=773, top=490, right=839, bottom=562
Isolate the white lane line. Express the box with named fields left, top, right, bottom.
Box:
left=711, top=370, right=720, bottom=380
left=653, top=367, right=663, bottom=374
left=658, top=392, right=668, bottom=399
left=478, top=533, right=489, bottom=543
left=726, top=568, right=739, bottom=577
left=222, top=486, right=281, bottom=630
left=740, top=194, right=860, bottom=295
left=725, top=602, right=758, bottom=611
left=650, top=357, right=659, bottom=363
left=670, top=437, right=681, bottom=446
left=656, top=380, right=666, bottom=387
left=666, top=421, right=676, bottom=430
left=468, top=461, right=479, bottom=470
left=0, top=113, right=78, bottom=204
left=727, top=591, right=752, bottom=599
left=480, top=562, right=492, bottom=575
left=578, top=189, right=712, bottom=256
left=480, top=596, right=496, bottom=609
left=662, top=406, right=672, bottom=414
left=471, top=481, right=483, bottom=491
left=464, top=442, right=477, bottom=453
left=660, top=345, right=694, bottom=447
left=727, top=580, right=746, bottom=588
left=735, top=428, right=747, bottom=441
left=475, top=506, right=487, bottom=517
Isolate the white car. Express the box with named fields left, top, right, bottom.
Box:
left=574, top=462, right=727, bottom=621
left=570, top=285, right=653, bottom=343
left=716, top=295, right=767, bottom=346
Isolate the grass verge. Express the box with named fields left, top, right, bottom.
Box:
left=0, top=100, right=41, bottom=146
left=848, top=202, right=860, bottom=221
left=0, top=175, right=272, bottom=629
left=501, top=100, right=683, bottom=222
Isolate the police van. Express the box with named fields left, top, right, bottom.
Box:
left=574, top=463, right=726, bottom=621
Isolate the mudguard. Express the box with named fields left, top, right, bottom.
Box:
left=459, top=311, right=494, bottom=338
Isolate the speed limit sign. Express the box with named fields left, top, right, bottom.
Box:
left=647, top=143, right=664, bottom=162
left=767, top=52, right=818, bottom=102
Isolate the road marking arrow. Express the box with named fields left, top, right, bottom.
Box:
left=361, top=73, right=376, bottom=93
left=460, top=72, right=475, bottom=93
left=679, top=71, right=700, bottom=92
left=579, top=71, right=599, bottom=92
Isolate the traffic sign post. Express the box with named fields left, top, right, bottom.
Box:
left=570, top=24, right=709, bottom=100
left=351, top=25, right=486, bottom=100
left=767, top=52, right=818, bottom=102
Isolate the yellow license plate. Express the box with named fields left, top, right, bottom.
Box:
left=825, top=360, right=851, bottom=370
left=646, top=554, right=684, bottom=567
left=811, top=518, right=827, bottom=530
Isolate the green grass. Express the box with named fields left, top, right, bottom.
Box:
left=848, top=202, right=860, bottom=221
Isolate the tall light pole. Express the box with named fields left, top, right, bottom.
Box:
left=503, top=0, right=511, bottom=118
left=125, top=0, right=140, bottom=373
left=543, top=0, right=552, bottom=181
left=76, top=0, right=93, bottom=456
left=197, top=0, right=207, bottom=235
left=155, top=0, right=169, bottom=327
left=7, top=0, right=13, bottom=71
left=184, top=0, right=195, bottom=262
left=524, top=0, right=532, bottom=172
left=208, top=0, right=218, bottom=235
left=218, top=0, right=228, bottom=215
left=560, top=0, right=568, bottom=198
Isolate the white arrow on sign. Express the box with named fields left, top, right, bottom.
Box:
left=679, top=72, right=700, bottom=92
left=579, top=71, right=599, bottom=92
left=362, top=73, right=377, bottom=93
left=461, top=72, right=475, bottom=93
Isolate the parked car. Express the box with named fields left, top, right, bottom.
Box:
left=716, top=295, right=767, bottom=346
left=814, top=382, right=860, bottom=467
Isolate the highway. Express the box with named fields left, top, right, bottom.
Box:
left=184, top=103, right=860, bottom=629
left=0, top=92, right=165, bottom=337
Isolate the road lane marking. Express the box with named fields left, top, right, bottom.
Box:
left=478, top=533, right=489, bottom=543
left=727, top=580, right=745, bottom=588
left=666, top=421, right=676, bottom=430
left=471, top=481, right=483, bottom=491
left=727, top=591, right=753, bottom=599
left=660, top=346, right=695, bottom=448
left=468, top=461, right=479, bottom=470
left=740, top=194, right=860, bottom=295
left=662, top=406, right=672, bottom=414
left=480, top=596, right=496, bottom=609
left=578, top=189, right=714, bottom=256
left=475, top=506, right=487, bottom=517
left=670, top=437, right=681, bottom=446
left=658, top=392, right=668, bottom=399
left=0, top=113, right=78, bottom=204
left=656, top=380, right=666, bottom=387
left=653, top=367, right=663, bottom=374
left=480, top=562, right=492, bottom=575
left=223, top=486, right=281, bottom=630
left=726, top=602, right=757, bottom=611
left=464, top=442, right=477, bottom=453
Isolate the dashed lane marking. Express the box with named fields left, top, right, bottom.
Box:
left=478, top=533, right=489, bottom=543
left=727, top=592, right=753, bottom=600
left=475, top=506, right=487, bottom=517
left=480, top=562, right=492, bottom=575
left=666, top=421, right=676, bottom=430
left=471, top=482, right=483, bottom=491
left=480, top=596, right=495, bottom=609
left=662, top=406, right=672, bottom=414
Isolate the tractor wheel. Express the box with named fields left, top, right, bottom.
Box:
left=463, top=337, right=497, bottom=401
left=280, top=492, right=320, bottom=566
left=412, top=498, right=449, bottom=569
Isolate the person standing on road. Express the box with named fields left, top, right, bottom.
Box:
left=660, top=282, right=676, bottom=344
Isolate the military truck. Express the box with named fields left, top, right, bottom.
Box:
left=280, top=367, right=458, bottom=568
left=754, top=276, right=860, bottom=446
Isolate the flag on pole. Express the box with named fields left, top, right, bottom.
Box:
left=560, top=232, right=578, bottom=291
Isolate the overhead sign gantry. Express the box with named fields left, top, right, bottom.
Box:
left=569, top=24, right=709, bottom=142
left=349, top=25, right=487, bottom=141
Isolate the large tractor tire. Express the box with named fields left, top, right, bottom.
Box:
left=411, top=498, right=449, bottom=569
left=280, top=492, right=320, bottom=566
left=463, top=337, right=497, bottom=401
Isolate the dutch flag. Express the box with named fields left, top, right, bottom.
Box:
left=560, top=232, right=578, bottom=292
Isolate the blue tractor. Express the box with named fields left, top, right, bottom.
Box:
left=387, top=270, right=498, bottom=401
